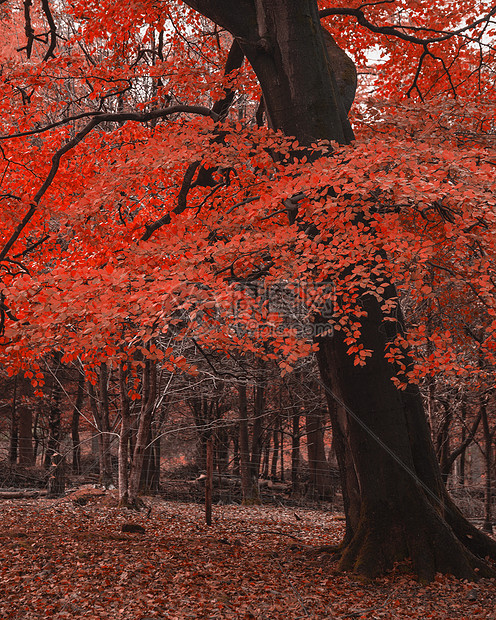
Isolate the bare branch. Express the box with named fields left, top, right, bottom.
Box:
left=41, top=0, right=57, bottom=60
left=319, top=5, right=496, bottom=46
left=212, top=38, right=245, bottom=119
left=22, top=0, right=34, bottom=58
left=1, top=105, right=217, bottom=141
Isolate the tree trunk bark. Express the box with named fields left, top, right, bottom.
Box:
left=436, top=399, right=453, bottom=484
left=205, top=437, right=213, bottom=525
left=127, top=360, right=157, bottom=507
left=118, top=363, right=131, bottom=505
left=98, top=362, right=114, bottom=487
left=238, top=381, right=260, bottom=504
left=316, top=292, right=496, bottom=580
left=306, top=404, right=333, bottom=501
left=290, top=403, right=301, bottom=495
left=71, top=370, right=85, bottom=475
left=9, top=375, right=18, bottom=464
left=250, top=374, right=265, bottom=480
left=88, top=363, right=114, bottom=488
left=46, top=353, right=65, bottom=497
left=17, top=374, right=35, bottom=467
left=480, top=395, right=494, bottom=533
left=270, top=415, right=280, bottom=480
left=140, top=426, right=160, bottom=493
left=459, top=399, right=467, bottom=486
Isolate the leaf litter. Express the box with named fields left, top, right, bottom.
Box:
left=0, top=494, right=495, bottom=619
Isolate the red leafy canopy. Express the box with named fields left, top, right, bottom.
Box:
left=0, top=0, right=495, bottom=388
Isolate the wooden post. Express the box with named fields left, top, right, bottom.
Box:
left=205, top=438, right=213, bottom=526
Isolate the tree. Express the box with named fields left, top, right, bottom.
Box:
left=0, top=0, right=496, bottom=580
left=181, top=0, right=496, bottom=582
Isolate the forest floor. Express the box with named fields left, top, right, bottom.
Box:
left=0, top=489, right=495, bottom=619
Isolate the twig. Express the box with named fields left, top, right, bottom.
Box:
left=237, top=528, right=302, bottom=541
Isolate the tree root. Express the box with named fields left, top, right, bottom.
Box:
left=337, top=499, right=496, bottom=582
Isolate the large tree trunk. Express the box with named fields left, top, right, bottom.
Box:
left=183, top=0, right=496, bottom=579
left=316, top=297, right=496, bottom=580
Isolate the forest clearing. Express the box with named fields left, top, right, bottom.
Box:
left=1, top=494, right=496, bottom=620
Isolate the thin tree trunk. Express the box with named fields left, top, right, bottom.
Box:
left=291, top=403, right=301, bottom=495
left=118, top=363, right=131, bottom=505
left=18, top=403, right=34, bottom=466
left=98, top=362, right=114, bottom=487
left=270, top=416, right=280, bottom=480
left=232, top=432, right=240, bottom=476
left=32, top=405, right=40, bottom=464
left=71, top=370, right=85, bottom=475
left=279, top=425, right=285, bottom=482
left=9, top=375, right=18, bottom=464
left=46, top=352, right=65, bottom=497
left=250, top=374, right=265, bottom=480
left=459, top=400, right=467, bottom=486
left=88, top=363, right=114, bottom=488
left=205, top=437, right=213, bottom=525
left=481, top=395, right=494, bottom=533
left=306, top=405, right=333, bottom=500
left=239, top=381, right=260, bottom=504
left=17, top=374, right=35, bottom=467
left=261, top=440, right=270, bottom=479
left=127, top=360, right=157, bottom=507
left=437, top=399, right=453, bottom=484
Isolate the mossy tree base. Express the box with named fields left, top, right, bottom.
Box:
left=337, top=494, right=496, bottom=582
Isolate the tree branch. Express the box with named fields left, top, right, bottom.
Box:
left=444, top=410, right=482, bottom=473
left=41, top=0, right=57, bottom=60
left=319, top=5, right=496, bottom=46
left=0, top=105, right=218, bottom=262
left=0, top=105, right=217, bottom=141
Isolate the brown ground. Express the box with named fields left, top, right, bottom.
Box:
left=0, top=491, right=495, bottom=619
